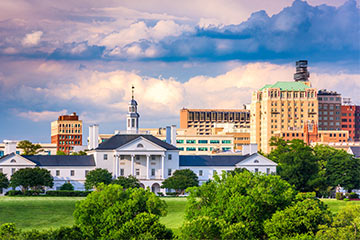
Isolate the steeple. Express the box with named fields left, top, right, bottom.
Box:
left=126, top=85, right=140, bottom=133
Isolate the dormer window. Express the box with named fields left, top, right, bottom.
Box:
left=137, top=144, right=144, bottom=148
left=10, top=159, right=16, bottom=163
left=254, top=160, right=259, bottom=163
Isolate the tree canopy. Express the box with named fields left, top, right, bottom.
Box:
left=161, top=169, right=198, bottom=195
left=73, top=184, right=172, bottom=239
left=181, top=171, right=297, bottom=239
left=10, top=168, right=53, bottom=192
left=56, top=150, right=67, bottom=155
left=17, top=140, right=43, bottom=155
left=112, top=175, right=140, bottom=189
left=0, top=173, right=9, bottom=190
left=84, top=168, right=113, bottom=190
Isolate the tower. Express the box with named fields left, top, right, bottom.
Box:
left=126, top=86, right=140, bottom=133
left=294, top=60, right=311, bottom=87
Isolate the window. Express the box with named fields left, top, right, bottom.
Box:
left=56, top=170, right=60, bottom=176
left=210, top=140, right=220, bottom=144
left=85, top=170, right=89, bottom=176
left=0, top=151, right=4, bottom=157
left=178, top=147, right=184, bottom=151
left=0, top=168, right=2, bottom=173
left=199, top=170, right=203, bottom=176
left=120, top=155, right=125, bottom=160
left=16, top=151, right=20, bottom=154
left=137, top=143, right=144, bottom=148
left=135, top=169, right=140, bottom=176
left=10, top=159, right=16, bottom=163
left=151, top=155, right=155, bottom=160
left=222, top=147, right=231, bottom=151
left=213, top=170, right=217, bottom=175
left=11, top=168, right=16, bottom=175
left=266, top=168, right=270, bottom=175
left=103, top=154, right=108, bottom=160
left=70, top=170, right=75, bottom=176
left=136, top=156, right=140, bottom=160
left=186, top=140, right=196, bottom=144
left=254, top=168, right=259, bottom=173
left=198, top=147, right=208, bottom=151
left=168, top=154, right=172, bottom=160
left=168, top=169, right=172, bottom=176
left=186, top=147, right=196, bottom=151
left=222, top=140, right=231, bottom=144
left=120, top=169, right=124, bottom=176
left=254, top=160, right=259, bottom=163
left=151, top=169, right=155, bottom=176
left=198, top=140, right=208, bottom=144
left=176, top=140, right=184, bottom=144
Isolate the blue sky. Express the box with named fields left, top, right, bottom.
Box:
left=0, top=0, right=359, bottom=143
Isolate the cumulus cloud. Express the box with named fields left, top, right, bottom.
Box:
left=22, top=31, right=43, bottom=47
left=17, top=109, right=68, bottom=122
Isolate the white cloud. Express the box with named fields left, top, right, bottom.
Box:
left=17, top=109, right=67, bottom=122
left=22, top=31, right=43, bottom=47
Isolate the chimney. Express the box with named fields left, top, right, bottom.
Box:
left=166, top=126, right=171, bottom=144
left=92, top=124, right=99, bottom=149
left=88, top=125, right=93, bottom=150
left=4, top=140, right=17, bottom=155
left=171, top=125, right=177, bottom=146
left=242, top=144, right=258, bottom=155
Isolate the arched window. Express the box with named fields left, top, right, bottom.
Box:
left=254, top=160, right=259, bottom=163
left=10, top=159, right=16, bottom=163
left=137, top=143, right=144, bottom=148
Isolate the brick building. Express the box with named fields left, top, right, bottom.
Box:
left=317, top=89, right=342, bottom=130
left=341, top=104, right=360, bottom=141
left=51, top=112, right=83, bottom=153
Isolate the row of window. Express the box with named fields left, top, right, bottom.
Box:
left=59, top=129, right=81, bottom=134
left=268, top=91, right=316, bottom=99
left=318, top=97, right=341, bottom=101
left=59, top=123, right=81, bottom=128
left=59, top=135, right=81, bottom=140
left=178, top=147, right=231, bottom=151
left=59, top=141, right=81, bottom=145
left=176, top=140, right=232, bottom=144
left=104, top=154, right=172, bottom=160
left=0, top=151, right=20, bottom=156
left=119, top=168, right=173, bottom=177
left=197, top=168, right=272, bottom=176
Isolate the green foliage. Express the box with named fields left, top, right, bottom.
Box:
left=161, top=169, right=198, bottom=195
left=316, top=205, right=360, bottom=240
left=0, top=223, right=19, bottom=240
left=268, top=138, right=319, bottom=192
left=73, top=184, right=171, bottom=239
left=112, top=175, right=141, bottom=189
left=264, top=198, right=332, bottom=239
left=46, top=190, right=91, bottom=197
left=84, top=168, right=112, bottom=190
left=71, top=151, right=87, bottom=155
left=17, top=140, right=43, bottom=155
left=336, top=192, right=344, bottom=200
left=59, top=182, right=74, bottom=191
left=56, top=150, right=67, bottom=155
left=10, top=168, right=53, bottom=192
left=4, top=190, right=22, bottom=196
left=0, top=173, right=9, bottom=190
left=179, top=216, right=225, bottom=240
left=183, top=170, right=297, bottom=239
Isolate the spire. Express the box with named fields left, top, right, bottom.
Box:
left=132, top=85, right=135, bottom=100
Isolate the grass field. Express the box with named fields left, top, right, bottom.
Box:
left=1, top=196, right=359, bottom=234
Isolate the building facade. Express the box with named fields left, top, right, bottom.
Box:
left=341, top=104, right=360, bottom=141
left=180, top=108, right=250, bottom=135
left=317, top=89, right=342, bottom=130
left=0, top=140, right=57, bottom=157
left=51, top=112, right=83, bottom=153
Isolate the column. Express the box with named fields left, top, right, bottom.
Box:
left=115, top=155, right=119, bottom=178
left=131, top=154, right=135, bottom=176
left=146, top=155, right=150, bottom=180
left=161, top=154, right=165, bottom=179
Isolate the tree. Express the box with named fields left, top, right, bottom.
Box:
left=56, top=150, right=67, bottom=155
left=268, top=138, right=319, bottom=192
left=10, top=168, right=53, bottom=192
left=264, top=198, right=332, bottom=239
left=181, top=170, right=297, bottom=239
left=161, top=169, right=198, bottom=195
left=71, top=151, right=87, bottom=155
left=112, top=176, right=140, bottom=189
left=84, top=168, right=112, bottom=190
left=73, top=184, right=172, bottom=239
left=17, top=140, right=43, bottom=155
left=60, top=182, right=74, bottom=191
left=0, top=173, right=9, bottom=190
left=324, top=149, right=360, bottom=192
left=316, top=205, right=360, bottom=240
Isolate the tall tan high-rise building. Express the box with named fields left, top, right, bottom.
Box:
left=250, top=61, right=318, bottom=153
left=51, top=112, right=83, bottom=153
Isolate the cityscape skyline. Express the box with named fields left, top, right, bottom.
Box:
left=0, top=0, right=359, bottom=143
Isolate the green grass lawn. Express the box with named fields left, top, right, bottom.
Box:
left=321, top=199, right=360, bottom=214
left=160, top=197, right=187, bottom=235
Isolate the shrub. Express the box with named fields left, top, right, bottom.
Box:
left=5, top=190, right=22, bottom=196
left=180, top=216, right=225, bottom=239
left=345, top=192, right=359, bottom=199
left=336, top=192, right=344, bottom=200
left=0, top=223, right=19, bottom=240
left=344, top=198, right=350, bottom=201
left=165, top=192, right=177, bottom=196
left=60, top=183, right=74, bottom=191
left=24, top=190, right=43, bottom=196
left=46, top=190, right=91, bottom=197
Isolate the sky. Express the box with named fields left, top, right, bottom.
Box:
left=0, top=0, right=359, bottom=143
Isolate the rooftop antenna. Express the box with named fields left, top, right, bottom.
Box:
left=132, top=85, right=135, bottom=100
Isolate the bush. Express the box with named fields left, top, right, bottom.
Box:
left=165, top=192, right=177, bottom=196
left=345, top=192, right=359, bottom=199
left=0, top=223, right=19, bottom=240
left=5, top=190, right=22, bottom=196
left=24, top=190, right=43, bottom=196
left=344, top=198, right=350, bottom=201
left=336, top=192, right=344, bottom=200
left=60, top=183, right=74, bottom=191
left=46, top=190, right=91, bottom=197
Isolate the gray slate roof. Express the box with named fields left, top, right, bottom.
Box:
left=180, top=154, right=251, bottom=166
left=96, top=134, right=178, bottom=150
left=23, top=155, right=96, bottom=166
left=349, top=147, right=360, bottom=158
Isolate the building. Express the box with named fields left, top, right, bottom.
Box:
left=317, top=89, right=342, bottom=130
left=51, top=112, right=83, bottom=153
left=347, top=146, right=360, bottom=158
left=0, top=140, right=57, bottom=157
left=0, top=91, right=277, bottom=194
left=341, top=102, right=360, bottom=141
left=180, top=108, right=250, bottom=135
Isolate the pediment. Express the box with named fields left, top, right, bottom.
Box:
left=0, top=154, right=37, bottom=166
left=236, top=153, right=277, bottom=166
left=116, top=137, right=166, bottom=152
